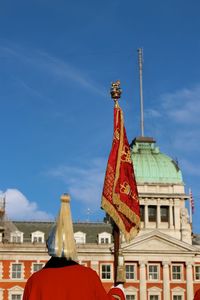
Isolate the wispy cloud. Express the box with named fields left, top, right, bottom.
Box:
left=145, top=108, right=162, bottom=118
left=37, top=50, right=106, bottom=97
left=13, top=77, right=45, bottom=100
left=1, top=189, right=53, bottom=221
left=0, top=43, right=106, bottom=97
left=145, top=84, right=200, bottom=153
left=143, top=85, right=200, bottom=184
left=46, top=158, right=106, bottom=210
left=145, top=84, right=200, bottom=125
left=161, top=85, right=200, bottom=124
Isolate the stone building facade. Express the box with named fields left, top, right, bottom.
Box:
left=0, top=137, right=200, bottom=300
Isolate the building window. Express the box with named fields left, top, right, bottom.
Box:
left=31, top=231, right=44, bottom=243
left=8, top=286, right=23, bottom=300
left=12, top=236, right=21, bottom=243
left=172, top=265, right=182, bottom=280
left=195, top=266, right=200, bottom=280
left=150, top=296, right=159, bottom=300
left=101, top=237, right=109, bottom=243
left=34, top=236, right=42, bottom=243
left=160, top=206, right=169, bottom=222
left=140, top=205, right=144, bottom=222
left=125, top=264, right=136, bottom=280
left=98, top=232, right=111, bottom=244
left=148, top=206, right=157, bottom=222
left=11, top=264, right=22, bottom=279
left=100, top=264, right=112, bottom=280
left=11, top=295, right=22, bottom=300
left=126, top=295, right=136, bottom=300
left=173, top=296, right=182, bottom=300
left=10, top=231, right=23, bottom=243
left=74, top=232, right=86, bottom=244
left=148, top=264, right=159, bottom=280
left=32, top=263, right=43, bottom=273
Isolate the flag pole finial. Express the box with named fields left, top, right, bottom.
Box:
left=110, top=80, right=122, bottom=107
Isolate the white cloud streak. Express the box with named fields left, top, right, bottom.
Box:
left=161, top=85, right=200, bottom=124
left=144, top=108, right=162, bottom=118
left=37, top=51, right=106, bottom=97
left=0, top=44, right=106, bottom=97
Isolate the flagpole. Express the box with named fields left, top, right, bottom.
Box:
left=138, top=48, right=144, bottom=137
left=113, top=222, right=120, bottom=285
left=110, top=81, right=123, bottom=286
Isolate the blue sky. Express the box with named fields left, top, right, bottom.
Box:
left=0, top=0, right=200, bottom=232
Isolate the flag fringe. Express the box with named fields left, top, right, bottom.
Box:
left=113, top=193, right=140, bottom=225
left=102, top=196, right=140, bottom=242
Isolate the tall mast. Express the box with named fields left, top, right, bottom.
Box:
left=138, top=48, right=144, bottom=137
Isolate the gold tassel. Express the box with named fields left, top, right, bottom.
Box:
left=55, top=194, right=77, bottom=260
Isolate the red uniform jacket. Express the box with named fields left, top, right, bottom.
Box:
left=23, top=264, right=124, bottom=300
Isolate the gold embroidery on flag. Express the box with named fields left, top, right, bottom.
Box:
left=121, top=145, right=132, bottom=164
left=103, top=164, right=114, bottom=201
left=114, top=128, right=120, bottom=140
left=120, top=182, right=132, bottom=197
left=101, top=195, right=140, bottom=242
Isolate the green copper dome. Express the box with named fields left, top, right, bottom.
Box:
left=131, top=137, right=183, bottom=184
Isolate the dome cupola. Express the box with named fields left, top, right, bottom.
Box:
left=131, top=137, right=183, bottom=184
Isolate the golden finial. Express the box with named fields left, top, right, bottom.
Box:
left=110, top=80, right=122, bottom=105
left=60, top=193, right=70, bottom=203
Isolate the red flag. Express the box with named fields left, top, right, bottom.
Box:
left=101, top=104, right=140, bottom=241
left=190, top=189, right=194, bottom=214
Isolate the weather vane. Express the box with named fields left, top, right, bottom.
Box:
left=110, top=80, right=122, bottom=105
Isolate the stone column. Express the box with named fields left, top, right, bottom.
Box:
left=157, top=201, right=161, bottom=228
left=139, top=261, right=147, bottom=300
left=162, top=262, right=170, bottom=300
left=144, top=204, right=148, bottom=228
left=169, top=204, right=173, bottom=229
left=174, top=199, right=180, bottom=230
left=186, top=262, right=194, bottom=300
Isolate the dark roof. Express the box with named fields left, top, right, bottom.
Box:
left=73, top=223, right=112, bottom=243
left=13, top=221, right=113, bottom=243
left=13, top=221, right=53, bottom=242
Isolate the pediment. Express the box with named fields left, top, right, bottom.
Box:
left=32, top=231, right=44, bottom=235
left=74, top=231, right=86, bottom=236
left=122, top=231, right=197, bottom=253
left=8, top=285, right=24, bottom=292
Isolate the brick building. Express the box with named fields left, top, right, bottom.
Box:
left=0, top=137, right=200, bottom=300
